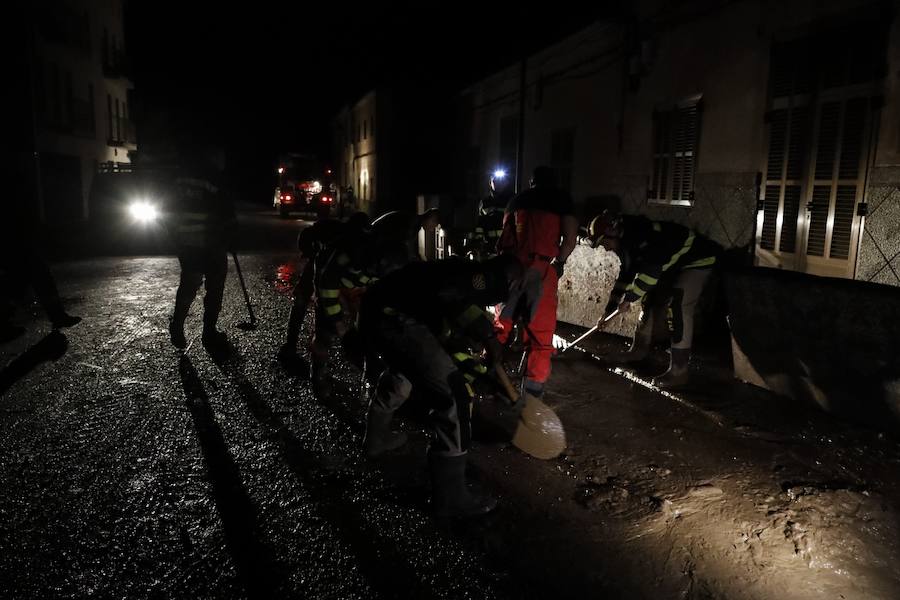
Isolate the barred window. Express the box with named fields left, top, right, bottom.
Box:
left=649, top=95, right=702, bottom=206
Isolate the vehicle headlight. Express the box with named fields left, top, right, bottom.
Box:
left=129, top=200, right=159, bottom=223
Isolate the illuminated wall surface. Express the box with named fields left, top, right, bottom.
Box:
left=459, top=0, right=900, bottom=287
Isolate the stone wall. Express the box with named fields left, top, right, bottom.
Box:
left=556, top=244, right=638, bottom=338
left=857, top=166, right=900, bottom=287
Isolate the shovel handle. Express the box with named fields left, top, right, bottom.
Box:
left=493, top=364, right=521, bottom=404
left=560, top=308, right=620, bottom=354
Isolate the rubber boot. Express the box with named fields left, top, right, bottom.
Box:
left=48, top=305, right=82, bottom=329
left=429, top=453, right=498, bottom=518
left=201, top=326, right=228, bottom=348
left=169, top=318, right=187, bottom=349
left=363, top=409, right=408, bottom=457
left=523, top=379, right=544, bottom=399
left=605, top=308, right=653, bottom=364
left=654, top=347, right=691, bottom=390
left=311, top=358, right=334, bottom=401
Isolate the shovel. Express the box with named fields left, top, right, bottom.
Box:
left=231, top=251, right=259, bottom=331
left=559, top=308, right=620, bottom=354
left=493, top=364, right=566, bottom=460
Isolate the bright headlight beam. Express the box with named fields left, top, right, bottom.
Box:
left=129, top=201, right=158, bottom=223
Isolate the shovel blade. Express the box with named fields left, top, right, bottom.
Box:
left=511, top=393, right=566, bottom=460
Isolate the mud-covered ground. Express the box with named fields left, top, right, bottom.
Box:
left=2, top=212, right=899, bottom=599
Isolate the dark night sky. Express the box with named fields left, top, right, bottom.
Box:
left=127, top=1, right=609, bottom=197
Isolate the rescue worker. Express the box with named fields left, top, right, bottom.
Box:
left=371, top=207, right=441, bottom=267
left=496, top=166, right=579, bottom=399
left=166, top=145, right=237, bottom=350
left=0, top=150, right=82, bottom=341
left=588, top=210, right=722, bottom=389
left=464, top=169, right=513, bottom=260
left=359, top=254, right=523, bottom=517
left=278, top=212, right=371, bottom=366
left=309, top=227, right=378, bottom=398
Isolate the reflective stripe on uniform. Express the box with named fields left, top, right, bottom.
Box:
left=324, top=304, right=342, bottom=316
left=625, top=282, right=648, bottom=299
left=684, top=256, right=716, bottom=269
left=340, top=277, right=355, bottom=288
left=456, top=304, right=486, bottom=327
left=636, top=273, right=658, bottom=287
left=663, top=232, right=695, bottom=272
left=451, top=352, right=472, bottom=363
left=319, top=289, right=340, bottom=299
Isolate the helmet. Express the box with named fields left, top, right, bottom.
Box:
left=588, top=210, right=623, bottom=243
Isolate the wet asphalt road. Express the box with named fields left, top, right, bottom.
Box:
left=3, top=207, right=900, bottom=599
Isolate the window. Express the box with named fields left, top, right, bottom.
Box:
left=363, top=119, right=367, bottom=140
left=758, top=25, right=885, bottom=278
left=550, top=128, right=575, bottom=192
left=64, top=71, right=73, bottom=126
left=106, top=93, right=113, bottom=140
left=50, top=63, right=61, bottom=124
left=649, top=95, right=701, bottom=206
left=88, top=83, right=95, bottom=133
left=115, top=98, right=121, bottom=141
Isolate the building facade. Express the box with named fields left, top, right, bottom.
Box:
left=458, top=0, right=900, bottom=286
left=23, top=0, right=136, bottom=224
left=333, top=91, right=385, bottom=216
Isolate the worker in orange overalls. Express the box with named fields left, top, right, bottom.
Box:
left=495, top=166, right=578, bottom=398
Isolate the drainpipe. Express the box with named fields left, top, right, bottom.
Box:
left=516, top=57, right=527, bottom=193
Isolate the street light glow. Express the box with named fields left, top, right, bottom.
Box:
left=493, top=169, right=507, bottom=179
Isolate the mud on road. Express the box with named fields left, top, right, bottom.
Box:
left=1, top=252, right=899, bottom=599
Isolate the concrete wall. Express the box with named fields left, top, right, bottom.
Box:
left=727, top=266, right=900, bottom=432
left=459, top=0, right=900, bottom=286
left=460, top=3, right=765, bottom=250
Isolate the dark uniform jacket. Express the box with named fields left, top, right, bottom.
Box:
left=167, top=169, right=236, bottom=249
left=362, top=257, right=507, bottom=343
left=618, top=215, right=722, bottom=304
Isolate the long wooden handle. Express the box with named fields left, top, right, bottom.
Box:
left=493, top=364, right=521, bottom=404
